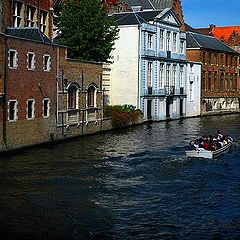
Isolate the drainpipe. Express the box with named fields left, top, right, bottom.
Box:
left=137, top=25, right=141, bottom=110
left=2, top=36, right=7, bottom=146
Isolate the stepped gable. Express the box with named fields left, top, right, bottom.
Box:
left=6, top=27, right=53, bottom=44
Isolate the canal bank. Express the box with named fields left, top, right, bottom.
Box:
left=0, top=114, right=144, bottom=154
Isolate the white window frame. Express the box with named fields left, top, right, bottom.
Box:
left=159, top=30, right=164, bottom=51
left=27, top=52, right=35, bottom=70
left=147, top=62, right=153, bottom=87
left=147, top=33, right=153, bottom=49
left=8, top=49, right=18, bottom=69
left=26, top=5, right=36, bottom=27
left=180, top=40, right=184, bottom=54
left=172, top=65, right=177, bottom=87
left=180, top=66, right=184, bottom=87
left=173, top=33, right=177, bottom=52
left=26, top=99, right=35, bottom=120
left=166, top=31, right=171, bottom=51
left=42, top=98, right=50, bottom=118
left=166, top=64, right=170, bottom=87
left=159, top=63, right=164, bottom=88
left=8, top=100, right=18, bottom=122
left=13, top=2, right=22, bottom=27
left=43, top=54, right=51, bottom=71
left=39, top=11, right=47, bottom=33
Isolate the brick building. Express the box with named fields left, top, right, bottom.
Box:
left=56, top=47, right=106, bottom=138
left=186, top=31, right=240, bottom=115
left=0, top=0, right=107, bottom=152
left=0, top=28, right=58, bottom=151
left=0, top=0, right=54, bottom=40
left=196, top=25, right=240, bottom=53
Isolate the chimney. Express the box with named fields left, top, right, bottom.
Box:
left=210, top=24, right=216, bottom=31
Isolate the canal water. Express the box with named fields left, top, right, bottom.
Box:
left=1, top=114, right=240, bottom=240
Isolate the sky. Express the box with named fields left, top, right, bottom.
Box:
left=181, top=0, right=240, bottom=28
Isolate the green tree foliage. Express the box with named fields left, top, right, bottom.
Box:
left=104, top=105, right=143, bottom=128
left=56, top=0, right=119, bottom=62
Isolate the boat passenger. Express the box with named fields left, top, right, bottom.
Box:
left=217, top=130, right=223, bottom=141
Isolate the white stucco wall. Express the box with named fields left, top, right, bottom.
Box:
left=186, top=62, right=202, bottom=117
left=109, top=26, right=140, bottom=108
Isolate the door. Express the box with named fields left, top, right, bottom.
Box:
left=180, top=99, right=183, bottom=117
left=166, top=98, right=170, bottom=118
left=147, top=100, right=152, bottom=120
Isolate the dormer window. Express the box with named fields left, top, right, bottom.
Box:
left=39, top=11, right=47, bottom=34
left=26, top=5, right=36, bottom=27
left=13, top=2, right=22, bottom=27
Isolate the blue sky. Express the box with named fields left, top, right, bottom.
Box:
left=181, top=0, right=240, bottom=28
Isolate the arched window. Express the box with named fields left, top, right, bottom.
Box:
left=68, top=85, right=78, bottom=109
left=87, top=86, right=96, bottom=108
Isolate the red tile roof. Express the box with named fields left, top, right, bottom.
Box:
left=212, top=26, right=240, bottom=41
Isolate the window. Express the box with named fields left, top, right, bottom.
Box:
left=208, top=53, right=212, bottom=65
left=39, top=11, right=47, bottom=33
left=166, top=32, right=171, bottom=51
left=234, top=74, right=238, bottom=90
left=173, top=33, right=177, bottom=52
left=220, top=54, right=224, bottom=66
left=225, top=55, right=228, bottom=66
left=159, top=30, right=164, bottom=50
left=87, top=86, right=96, bottom=108
left=8, top=49, right=18, bottom=68
left=27, top=52, right=35, bottom=70
left=220, top=73, right=224, bottom=92
left=43, top=55, right=51, bottom=71
left=202, top=72, right=206, bottom=90
left=27, top=99, right=35, bottom=119
left=159, top=63, right=164, bottom=88
left=147, top=33, right=153, bottom=49
left=68, top=85, right=78, bottom=109
left=166, top=64, right=170, bottom=87
left=189, top=82, right=193, bottom=101
left=172, top=65, right=177, bottom=87
left=8, top=100, right=18, bottom=121
left=225, top=74, right=229, bottom=91
left=180, top=40, right=184, bottom=54
left=26, top=5, right=35, bottom=27
left=147, top=62, right=153, bottom=87
left=214, top=72, right=218, bottom=91
left=13, top=2, right=22, bottom=27
left=230, top=74, right=233, bottom=91
left=230, top=56, right=234, bottom=67
left=180, top=66, right=184, bottom=87
left=208, top=72, right=212, bottom=91
left=43, top=99, right=50, bottom=117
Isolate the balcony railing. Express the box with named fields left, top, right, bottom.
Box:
left=165, top=86, right=175, bottom=95
left=142, top=87, right=186, bottom=96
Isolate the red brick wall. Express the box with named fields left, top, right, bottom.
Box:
left=3, top=36, right=58, bottom=148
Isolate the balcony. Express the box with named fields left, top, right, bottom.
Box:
left=165, top=86, right=175, bottom=96
left=180, top=87, right=184, bottom=94
left=167, top=51, right=171, bottom=59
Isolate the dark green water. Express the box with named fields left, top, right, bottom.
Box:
left=1, top=114, right=240, bottom=240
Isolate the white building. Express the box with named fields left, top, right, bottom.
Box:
left=186, top=62, right=201, bottom=117
left=105, top=8, right=188, bottom=121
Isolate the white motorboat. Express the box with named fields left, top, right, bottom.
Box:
left=186, top=142, right=232, bottom=159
